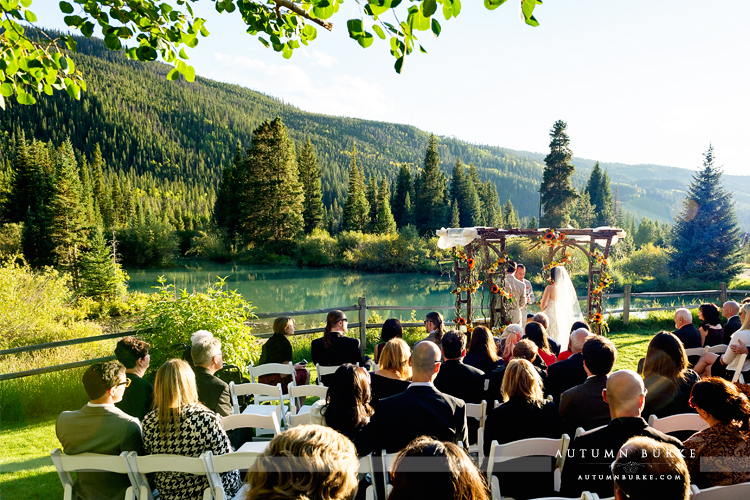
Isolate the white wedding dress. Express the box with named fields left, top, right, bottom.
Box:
left=543, top=267, right=584, bottom=353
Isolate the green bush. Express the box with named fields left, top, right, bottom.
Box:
left=296, top=228, right=337, bottom=266
left=617, top=244, right=671, bottom=278
left=117, top=220, right=180, bottom=267
left=187, top=227, right=232, bottom=261
left=136, top=277, right=260, bottom=372
left=0, top=222, right=23, bottom=255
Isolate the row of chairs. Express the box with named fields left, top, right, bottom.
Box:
left=684, top=345, right=746, bottom=383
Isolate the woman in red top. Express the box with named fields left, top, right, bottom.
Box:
left=525, top=322, right=556, bottom=367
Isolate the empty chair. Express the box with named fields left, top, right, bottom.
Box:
left=465, top=401, right=487, bottom=464
left=316, top=363, right=358, bottom=387
left=692, top=482, right=750, bottom=499
left=126, top=452, right=213, bottom=500
left=222, top=413, right=281, bottom=453
left=50, top=448, right=135, bottom=500
left=288, top=384, right=328, bottom=416
left=204, top=450, right=260, bottom=500
left=247, top=362, right=296, bottom=404
left=229, top=381, right=285, bottom=433
left=647, top=413, right=709, bottom=435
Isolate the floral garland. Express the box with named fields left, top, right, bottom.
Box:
left=587, top=249, right=612, bottom=332
left=542, top=251, right=573, bottom=283
left=450, top=246, right=481, bottom=326
left=529, top=229, right=567, bottom=251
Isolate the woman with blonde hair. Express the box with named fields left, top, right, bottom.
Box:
left=499, top=324, right=523, bottom=363
left=371, top=338, right=411, bottom=404
left=142, top=359, right=240, bottom=500
left=258, top=316, right=310, bottom=394
left=388, top=437, right=490, bottom=500
left=482, top=358, right=561, bottom=499
left=694, top=302, right=750, bottom=381
left=245, top=424, right=360, bottom=500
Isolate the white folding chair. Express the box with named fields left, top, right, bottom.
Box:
left=229, top=381, right=285, bottom=434
left=380, top=450, right=399, bottom=498
left=706, top=344, right=728, bottom=354
left=204, top=450, right=260, bottom=500
left=222, top=413, right=281, bottom=452
left=247, top=363, right=296, bottom=402
left=466, top=401, right=487, bottom=464
left=692, top=481, right=750, bottom=499
left=685, top=347, right=708, bottom=358
left=526, top=494, right=599, bottom=500
left=288, top=384, right=328, bottom=416
left=50, top=448, right=136, bottom=500
left=731, top=353, right=747, bottom=383
left=359, top=455, right=378, bottom=500
left=315, top=363, right=358, bottom=387
left=126, top=452, right=212, bottom=500
left=486, top=435, right=570, bottom=499
left=647, top=413, right=709, bottom=435
left=573, top=424, right=606, bottom=440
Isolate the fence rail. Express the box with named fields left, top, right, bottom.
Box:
left=3, top=284, right=750, bottom=381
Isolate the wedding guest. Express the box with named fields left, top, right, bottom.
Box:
left=694, top=302, right=750, bottom=381
left=557, top=321, right=590, bottom=362
left=545, top=328, right=591, bottom=405
left=699, top=303, right=724, bottom=347
left=244, top=424, right=359, bottom=500
left=373, top=318, right=403, bottom=364
left=499, top=324, right=523, bottom=363
left=421, top=311, right=448, bottom=349
left=486, top=339, right=546, bottom=406
left=613, top=437, right=690, bottom=500
left=192, top=335, right=232, bottom=417
left=370, top=338, right=411, bottom=404
left=684, top=377, right=750, bottom=488
left=642, top=332, right=700, bottom=422
left=258, top=316, right=310, bottom=395
left=723, top=301, right=742, bottom=344
left=524, top=321, right=556, bottom=367
left=673, top=308, right=702, bottom=349
left=389, top=437, right=490, bottom=500
left=464, top=326, right=503, bottom=374
left=143, top=359, right=240, bottom=500
left=114, top=336, right=154, bottom=421
left=311, top=310, right=366, bottom=385
left=311, top=364, right=374, bottom=443
left=532, top=312, right=561, bottom=355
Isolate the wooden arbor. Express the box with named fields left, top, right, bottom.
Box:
left=450, top=227, right=624, bottom=335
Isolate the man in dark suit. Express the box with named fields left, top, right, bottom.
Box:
left=545, top=329, right=592, bottom=404
left=559, top=335, right=617, bottom=437
left=560, top=370, right=683, bottom=498
left=355, top=341, right=468, bottom=456
left=672, top=308, right=702, bottom=348
left=114, top=336, right=153, bottom=421
left=192, top=336, right=232, bottom=417
left=722, top=301, right=742, bottom=344
left=434, top=330, right=484, bottom=444
left=56, top=360, right=143, bottom=500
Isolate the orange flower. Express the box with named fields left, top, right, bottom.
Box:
left=467, top=258, right=475, bottom=269
left=491, top=285, right=500, bottom=294
left=558, top=233, right=566, bottom=240
left=458, top=317, right=467, bottom=325
left=544, top=232, right=554, bottom=240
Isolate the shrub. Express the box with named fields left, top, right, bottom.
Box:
left=617, top=244, right=670, bottom=279
left=117, top=220, right=180, bottom=267
left=296, top=228, right=337, bottom=266
left=0, top=222, right=23, bottom=255
left=188, top=227, right=232, bottom=261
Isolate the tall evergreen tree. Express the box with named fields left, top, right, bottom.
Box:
left=4, top=131, right=34, bottom=223
left=597, top=171, right=615, bottom=226
left=540, top=120, right=578, bottom=227
left=80, top=226, right=124, bottom=300
left=571, top=189, right=596, bottom=228
left=415, top=135, right=447, bottom=234
left=343, top=144, right=370, bottom=232
left=366, top=176, right=380, bottom=232
left=374, top=181, right=397, bottom=234
left=480, top=181, right=501, bottom=227
left=449, top=200, right=460, bottom=227
left=502, top=199, right=521, bottom=228
left=215, top=141, right=243, bottom=241
left=90, top=144, right=107, bottom=223
left=528, top=216, right=539, bottom=229
left=297, top=139, right=324, bottom=233
left=392, top=164, right=414, bottom=228
left=329, top=199, right=344, bottom=234
left=402, top=191, right=414, bottom=227
left=668, top=145, right=743, bottom=282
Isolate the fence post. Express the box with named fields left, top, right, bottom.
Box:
left=623, top=285, right=631, bottom=327
left=720, top=282, right=728, bottom=304
left=358, top=296, right=367, bottom=347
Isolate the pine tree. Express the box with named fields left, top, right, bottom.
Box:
left=540, top=120, right=578, bottom=227
left=402, top=191, right=414, bottom=227
left=90, top=144, right=107, bottom=223
left=415, top=135, right=447, bottom=234
left=668, top=145, right=743, bottom=282
left=343, top=144, right=370, bottom=232
left=366, top=176, right=379, bottom=232
left=4, top=131, right=34, bottom=223
left=502, top=199, right=521, bottom=228
left=297, top=139, right=324, bottom=233
left=374, top=181, right=397, bottom=234
left=215, top=141, right=243, bottom=240
left=571, top=189, right=596, bottom=228
left=392, top=164, right=414, bottom=228
left=528, top=216, right=538, bottom=229
left=480, top=181, right=501, bottom=227
left=330, top=199, right=344, bottom=234
left=597, top=171, right=615, bottom=226
left=80, top=226, right=123, bottom=300
left=449, top=200, right=460, bottom=227
left=451, top=160, right=481, bottom=227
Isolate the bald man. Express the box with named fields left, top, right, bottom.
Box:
left=560, top=370, right=683, bottom=498
left=354, top=341, right=468, bottom=456
left=672, top=308, right=701, bottom=348
left=723, top=301, right=742, bottom=344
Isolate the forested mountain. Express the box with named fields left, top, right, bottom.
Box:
left=1, top=33, right=748, bottom=231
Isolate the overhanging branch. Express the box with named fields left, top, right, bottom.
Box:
left=273, top=0, right=333, bottom=31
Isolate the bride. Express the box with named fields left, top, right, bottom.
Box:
left=539, top=266, right=584, bottom=352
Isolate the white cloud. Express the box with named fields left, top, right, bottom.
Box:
left=302, top=49, right=338, bottom=69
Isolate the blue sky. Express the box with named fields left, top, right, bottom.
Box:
left=30, top=1, right=750, bottom=175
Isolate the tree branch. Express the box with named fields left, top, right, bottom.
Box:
left=272, top=0, right=333, bottom=31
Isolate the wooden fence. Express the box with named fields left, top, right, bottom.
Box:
left=2, top=286, right=750, bottom=381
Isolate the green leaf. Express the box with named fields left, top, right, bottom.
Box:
left=301, top=25, right=317, bottom=41
left=200, top=26, right=210, bottom=37
left=282, top=48, right=293, bottom=59
left=0, top=83, right=13, bottom=97
left=347, top=19, right=365, bottom=37
left=452, top=0, right=461, bottom=16
left=16, top=92, right=36, bottom=105
left=184, top=65, right=195, bottom=82
left=357, top=32, right=374, bottom=48
left=0, top=94, right=4, bottom=111
left=59, top=1, right=74, bottom=14
left=525, top=14, right=539, bottom=27
left=443, top=0, right=453, bottom=20
left=65, top=81, right=81, bottom=100
left=166, top=68, right=180, bottom=80
left=373, top=25, right=386, bottom=40
left=24, top=9, right=37, bottom=22
left=484, top=0, right=505, bottom=10
left=431, top=18, right=441, bottom=37
left=367, top=0, right=391, bottom=17
left=81, top=21, right=94, bottom=38
left=394, top=56, right=405, bottom=74
left=258, top=37, right=270, bottom=49
left=419, top=44, right=427, bottom=53
left=21, top=0, right=33, bottom=8
left=422, top=0, right=437, bottom=17
left=179, top=48, right=188, bottom=59
left=66, top=57, right=75, bottom=74
left=63, top=15, right=84, bottom=27
left=43, top=84, right=53, bottom=95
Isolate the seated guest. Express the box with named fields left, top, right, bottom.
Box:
left=545, top=328, right=592, bottom=405
left=526, top=313, right=534, bottom=324
left=673, top=308, right=702, bottom=348
left=143, top=359, right=240, bottom=500
left=560, top=369, right=683, bottom=498
left=311, top=364, right=374, bottom=443
left=56, top=361, right=143, bottom=500
left=370, top=338, right=411, bottom=405
left=464, top=325, right=503, bottom=374
left=683, top=377, right=750, bottom=488
left=420, top=311, right=448, bottom=351
left=524, top=321, right=556, bottom=367
left=389, top=437, right=490, bottom=500
left=722, top=300, right=742, bottom=345
left=483, top=359, right=561, bottom=500
left=642, top=332, right=700, bottom=423
left=560, top=335, right=617, bottom=437
left=244, top=424, right=359, bottom=500
left=355, top=341, right=468, bottom=455
left=499, top=324, right=523, bottom=363
left=693, top=302, right=750, bottom=381
left=114, top=336, right=154, bottom=421
left=699, top=303, right=724, bottom=347
left=533, top=312, right=561, bottom=355
left=613, top=437, right=690, bottom=500
left=192, top=334, right=232, bottom=417
left=486, top=339, right=546, bottom=406
left=257, top=316, right=310, bottom=396
left=311, top=310, right=367, bottom=385
left=557, top=321, right=591, bottom=362
left=374, top=318, right=403, bottom=364
left=182, top=329, right=213, bottom=365
left=435, top=330, right=485, bottom=445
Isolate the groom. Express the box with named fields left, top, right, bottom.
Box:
left=504, top=262, right=527, bottom=325
left=515, top=263, right=535, bottom=321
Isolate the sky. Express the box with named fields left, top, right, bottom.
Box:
left=30, top=0, right=750, bottom=175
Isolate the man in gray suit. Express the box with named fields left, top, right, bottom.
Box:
left=504, top=262, right=527, bottom=325
left=56, top=360, right=143, bottom=500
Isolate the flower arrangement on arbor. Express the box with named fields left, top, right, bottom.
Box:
left=529, top=229, right=567, bottom=251
left=451, top=245, right=482, bottom=327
